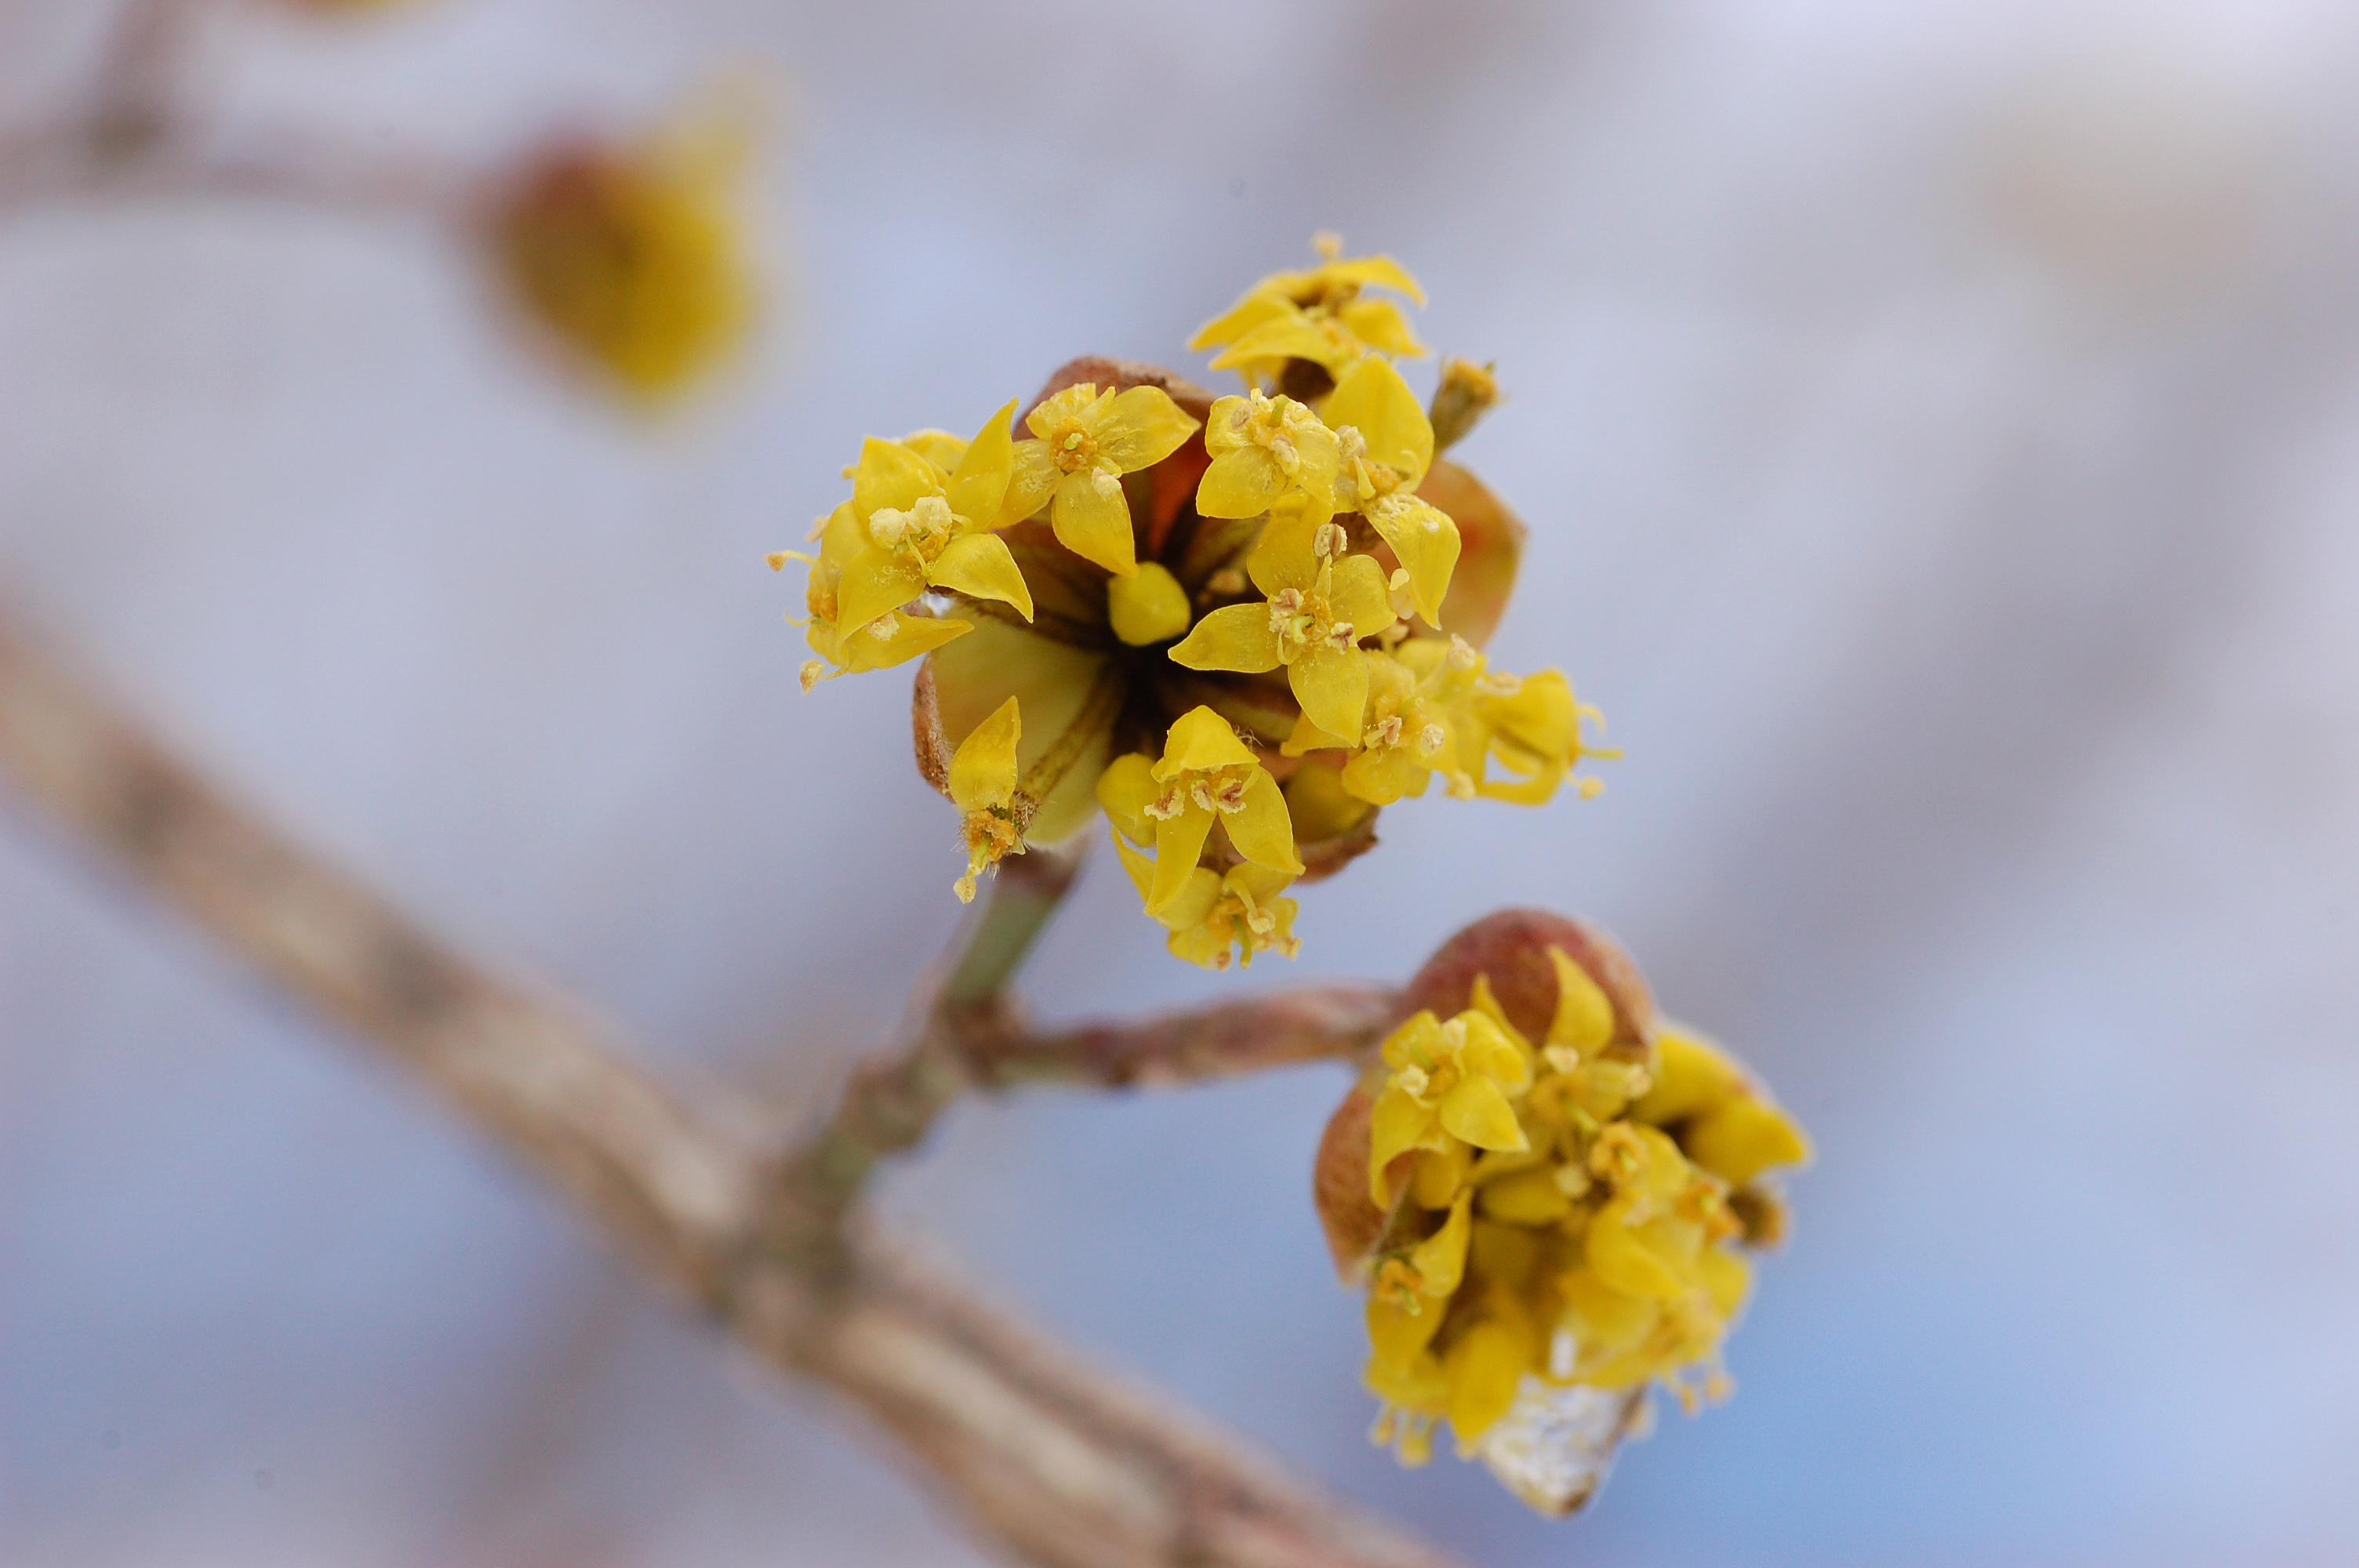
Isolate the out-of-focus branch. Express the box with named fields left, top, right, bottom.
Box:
left=0, top=125, right=467, bottom=218
left=783, top=902, right=1393, bottom=1225
left=974, top=985, right=1397, bottom=1087
left=0, top=606, right=1463, bottom=1568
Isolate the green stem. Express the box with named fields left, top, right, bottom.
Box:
left=774, top=841, right=1087, bottom=1244
left=938, top=841, right=1085, bottom=1006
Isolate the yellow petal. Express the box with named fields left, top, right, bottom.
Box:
left=852, top=434, right=942, bottom=521
left=1328, top=553, right=1398, bottom=637
left=1338, top=296, right=1427, bottom=358
left=1024, top=383, right=1102, bottom=440
left=1437, top=1076, right=1528, bottom=1153
left=1381, top=1009, right=1447, bottom=1073
left=1050, top=469, right=1137, bottom=575
left=1408, top=1142, right=1472, bottom=1210
left=1699, top=1246, right=1752, bottom=1319
left=1340, top=746, right=1429, bottom=805
left=1290, top=642, right=1371, bottom=742
left=1322, top=253, right=1425, bottom=303
left=947, top=398, right=1018, bottom=527
left=1225, top=766, right=1303, bottom=873
left=1444, top=1319, right=1531, bottom=1449
left=929, top=532, right=1034, bottom=619
left=926, top=620, right=1113, bottom=844
left=1367, top=1293, right=1447, bottom=1373
left=1189, top=292, right=1293, bottom=352
left=1547, top=947, right=1616, bottom=1055
left=1108, top=826, right=1157, bottom=902
left=1093, top=386, right=1200, bottom=473
left=1365, top=495, right=1460, bottom=627
left=1212, top=315, right=1350, bottom=373
left=1095, top=753, right=1160, bottom=846
left=898, top=428, right=968, bottom=472
left=1684, top=1099, right=1812, bottom=1189
left=834, top=546, right=929, bottom=639
left=1466, top=975, right=1532, bottom=1058
left=1631, top=1028, right=1746, bottom=1126
left=836, top=611, right=969, bottom=671
left=1245, top=514, right=1321, bottom=597
left=1410, top=1191, right=1474, bottom=1298
left=1156, top=706, right=1259, bottom=776
left=947, top=695, right=1020, bottom=812
left=1369, top=1086, right=1442, bottom=1208
left=1458, top=1011, right=1532, bottom=1093
left=1282, top=755, right=1376, bottom=841
left=1476, top=1167, right=1572, bottom=1225
left=1325, top=355, right=1434, bottom=484
left=1168, top=603, right=1283, bottom=674
left=1196, top=448, right=1288, bottom=519
left=1147, top=801, right=1215, bottom=913
left=1150, top=862, right=1225, bottom=934
left=1559, top=1268, right=1659, bottom=1359
left=999, top=441, right=1061, bottom=528
left=1586, top=1200, right=1686, bottom=1301
left=1106, top=561, right=1192, bottom=646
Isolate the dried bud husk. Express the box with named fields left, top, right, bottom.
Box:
left=1402, top=907, right=1654, bottom=1054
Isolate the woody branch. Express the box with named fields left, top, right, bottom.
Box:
left=0, top=601, right=1453, bottom=1568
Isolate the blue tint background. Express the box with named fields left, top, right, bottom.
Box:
left=5, top=1, right=2357, bottom=1563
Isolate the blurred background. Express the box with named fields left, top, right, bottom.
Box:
left=4, top=0, right=2357, bottom=1563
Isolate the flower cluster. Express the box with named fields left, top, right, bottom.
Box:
left=776, top=242, right=1608, bottom=967
left=1317, top=912, right=1811, bottom=1513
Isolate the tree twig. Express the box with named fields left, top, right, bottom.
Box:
left=0, top=604, right=1461, bottom=1568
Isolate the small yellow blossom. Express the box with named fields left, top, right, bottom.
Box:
left=1109, top=836, right=1301, bottom=970
left=1366, top=1008, right=1533, bottom=1208
left=1167, top=515, right=1397, bottom=739
left=1190, top=234, right=1427, bottom=391
left=1002, top=383, right=1200, bottom=575
left=832, top=401, right=1030, bottom=644
left=493, top=131, right=751, bottom=400
left=1194, top=390, right=1343, bottom=525
left=1096, top=707, right=1302, bottom=917
left=1322, top=355, right=1460, bottom=626
left=947, top=695, right=1024, bottom=902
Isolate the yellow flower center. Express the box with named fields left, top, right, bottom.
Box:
left=1143, top=761, right=1254, bottom=821
left=867, top=493, right=957, bottom=563
left=1332, top=425, right=1407, bottom=504
left=1263, top=529, right=1361, bottom=665
left=1047, top=419, right=1100, bottom=473
left=1588, top=1123, right=1651, bottom=1189
left=1225, top=389, right=1324, bottom=477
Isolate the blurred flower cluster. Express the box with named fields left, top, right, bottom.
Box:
left=779, top=241, right=1608, bottom=967
left=1318, top=913, right=1812, bottom=1510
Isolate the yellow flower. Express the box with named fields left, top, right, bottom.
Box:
left=1365, top=1008, right=1533, bottom=1208
left=1002, top=383, right=1200, bottom=576
left=1190, top=234, right=1427, bottom=394
left=1109, top=837, right=1301, bottom=971
left=827, top=401, right=1032, bottom=652
left=1194, top=390, right=1343, bottom=526
left=1166, top=515, right=1397, bottom=739
left=1318, top=912, right=1811, bottom=1510
left=1096, top=707, right=1301, bottom=916
left=947, top=696, right=1024, bottom=902
left=492, top=130, right=751, bottom=400
left=1321, top=355, right=1460, bottom=626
